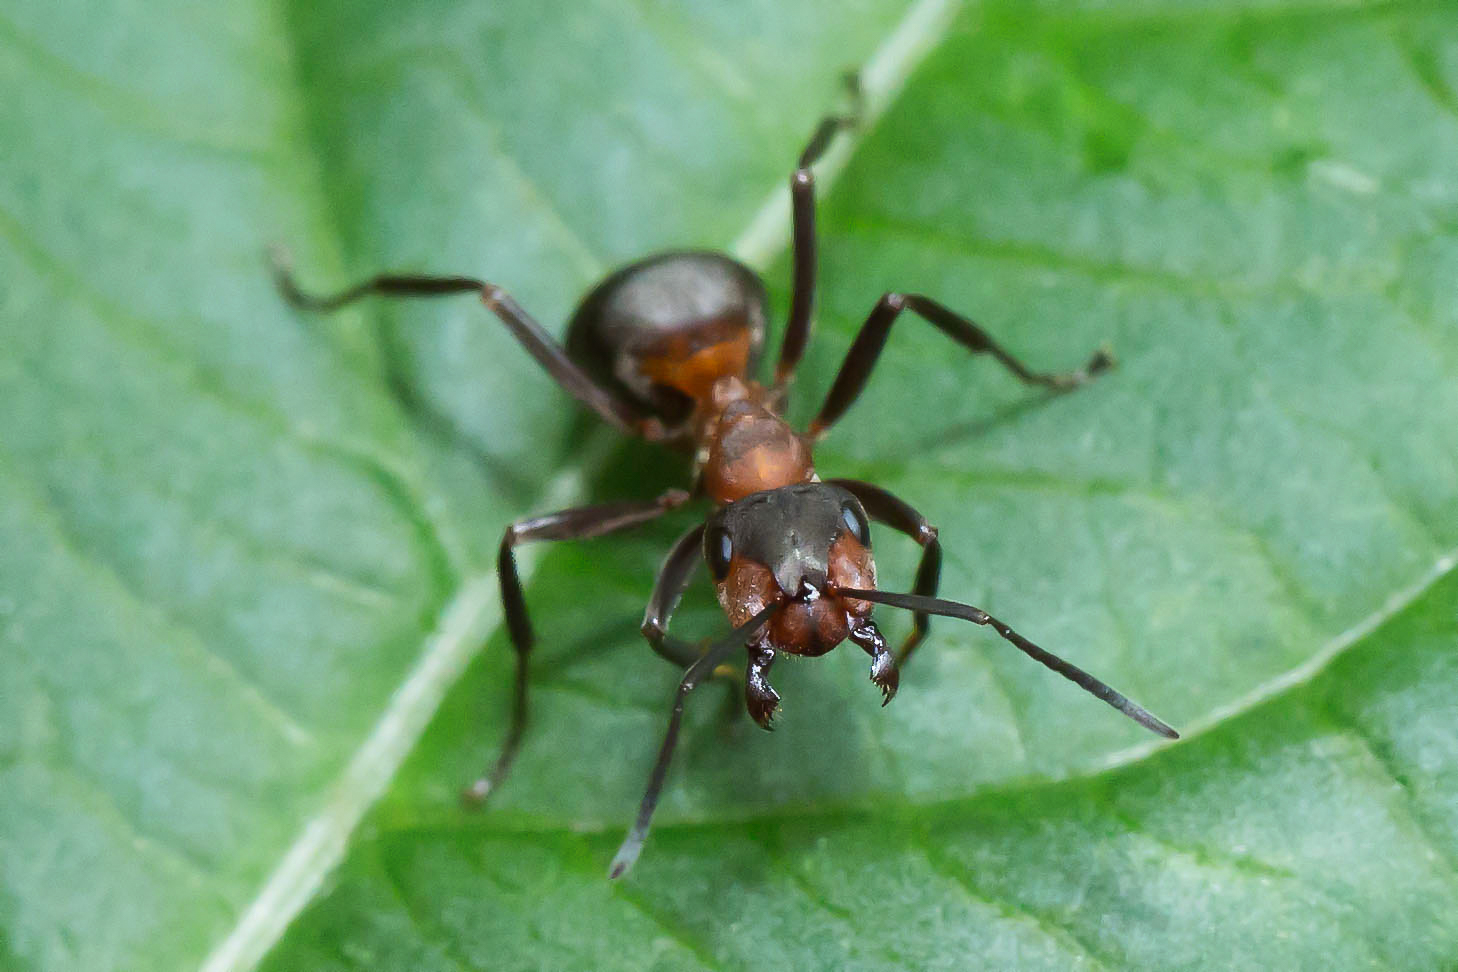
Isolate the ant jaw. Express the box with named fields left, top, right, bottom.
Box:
left=869, top=649, right=899, bottom=705
left=745, top=644, right=780, bottom=730
left=746, top=683, right=780, bottom=730
left=848, top=619, right=899, bottom=706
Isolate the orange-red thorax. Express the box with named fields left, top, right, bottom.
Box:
left=694, top=376, right=814, bottom=505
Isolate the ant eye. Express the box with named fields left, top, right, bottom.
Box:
left=706, top=525, right=734, bottom=580
left=840, top=500, right=870, bottom=548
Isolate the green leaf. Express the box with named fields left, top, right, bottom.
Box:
left=0, top=0, right=914, bottom=968
left=4, top=2, right=1457, bottom=972
left=268, top=569, right=1458, bottom=972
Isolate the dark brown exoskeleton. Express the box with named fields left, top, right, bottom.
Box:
left=274, top=89, right=1178, bottom=878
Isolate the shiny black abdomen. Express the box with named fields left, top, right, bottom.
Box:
left=565, top=251, right=768, bottom=427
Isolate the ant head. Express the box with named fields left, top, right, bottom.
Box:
left=704, top=482, right=877, bottom=656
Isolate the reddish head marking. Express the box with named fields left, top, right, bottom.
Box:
left=709, top=484, right=877, bottom=657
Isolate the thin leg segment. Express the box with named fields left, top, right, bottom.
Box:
left=808, top=293, right=1113, bottom=437
left=272, top=253, right=662, bottom=439
left=641, top=524, right=708, bottom=668
left=641, top=522, right=749, bottom=712
left=774, top=78, right=865, bottom=388
left=463, top=489, right=691, bottom=804
left=610, top=603, right=782, bottom=879
left=827, top=478, right=941, bottom=667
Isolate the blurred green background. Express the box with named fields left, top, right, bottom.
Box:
left=3, top=0, right=1458, bottom=969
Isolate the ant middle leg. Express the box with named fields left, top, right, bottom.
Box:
left=807, top=293, right=1114, bottom=438
left=774, top=75, right=866, bottom=389
left=271, top=252, right=667, bottom=441
left=463, top=488, right=691, bottom=804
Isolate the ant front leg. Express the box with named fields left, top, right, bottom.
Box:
left=774, top=75, right=865, bottom=389
left=644, top=524, right=723, bottom=670
left=642, top=526, right=745, bottom=717
left=271, top=252, right=667, bottom=441
left=464, top=489, right=690, bottom=804
left=641, top=524, right=712, bottom=669
left=807, top=294, right=1114, bottom=438
left=611, top=604, right=781, bottom=879
left=828, top=478, right=941, bottom=667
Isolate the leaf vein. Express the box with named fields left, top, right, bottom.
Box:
left=3, top=462, right=317, bottom=747
left=606, top=884, right=722, bottom=972
left=1393, top=26, right=1458, bottom=127
left=374, top=851, right=480, bottom=972
left=835, top=213, right=1323, bottom=302
left=0, top=203, right=464, bottom=590
left=33, top=755, right=230, bottom=906
left=913, top=830, right=1120, bottom=971
left=0, top=10, right=278, bottom=164
left=1322, top=705, right=1458, bottom=885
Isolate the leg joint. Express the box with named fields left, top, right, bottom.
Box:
left=658, top=488, right=691, bottom=510
left=640, top=615, right=666, bottom=648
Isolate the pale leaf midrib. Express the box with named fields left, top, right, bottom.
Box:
left=198, top=1, right=967, bottom=970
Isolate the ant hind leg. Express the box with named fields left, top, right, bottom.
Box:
left=271, top=249, right=665, bottom=440
left=827, top=478, right=941, bottom=668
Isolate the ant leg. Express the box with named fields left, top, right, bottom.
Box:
left=463, top=488, right=691, bottom=804
left=774, top=75, right=865, bottom=388
left=640, top=524, right=709, bottom=668
left=610, top=603, right=780, bottom=879
left=807, top=293, right=1114, bottom=438
left=641, top=525, right=746, bottom=714
left=828, top=478, right=941, bottom=667
left=271, top=253, right=665, bottom=440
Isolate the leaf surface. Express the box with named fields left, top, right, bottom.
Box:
left=0, top=0, right=914, bottom=969
left=3, top=1, right=1457, bottom=970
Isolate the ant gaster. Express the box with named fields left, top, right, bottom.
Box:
left=274, top=90, right=1178, bottom=879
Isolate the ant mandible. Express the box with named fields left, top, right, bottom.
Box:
left=274, top=90, right=1178, bottom=879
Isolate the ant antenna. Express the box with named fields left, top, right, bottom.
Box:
left=838, top=588, right=1178, bottom=739
left=610, top=602, right=784, bottom=879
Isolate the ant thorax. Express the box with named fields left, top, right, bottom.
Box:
left=694, top=376, right=814, bottom=504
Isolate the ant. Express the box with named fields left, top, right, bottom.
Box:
left=274, top=90, right=1178, bottom=879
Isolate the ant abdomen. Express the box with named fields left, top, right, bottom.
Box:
left=564, top=251, right=768, bottom=430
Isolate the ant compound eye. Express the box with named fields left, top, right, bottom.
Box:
left=839, top=499, right=870, bottom=548
left=706, top=525, right=734, bottom=580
